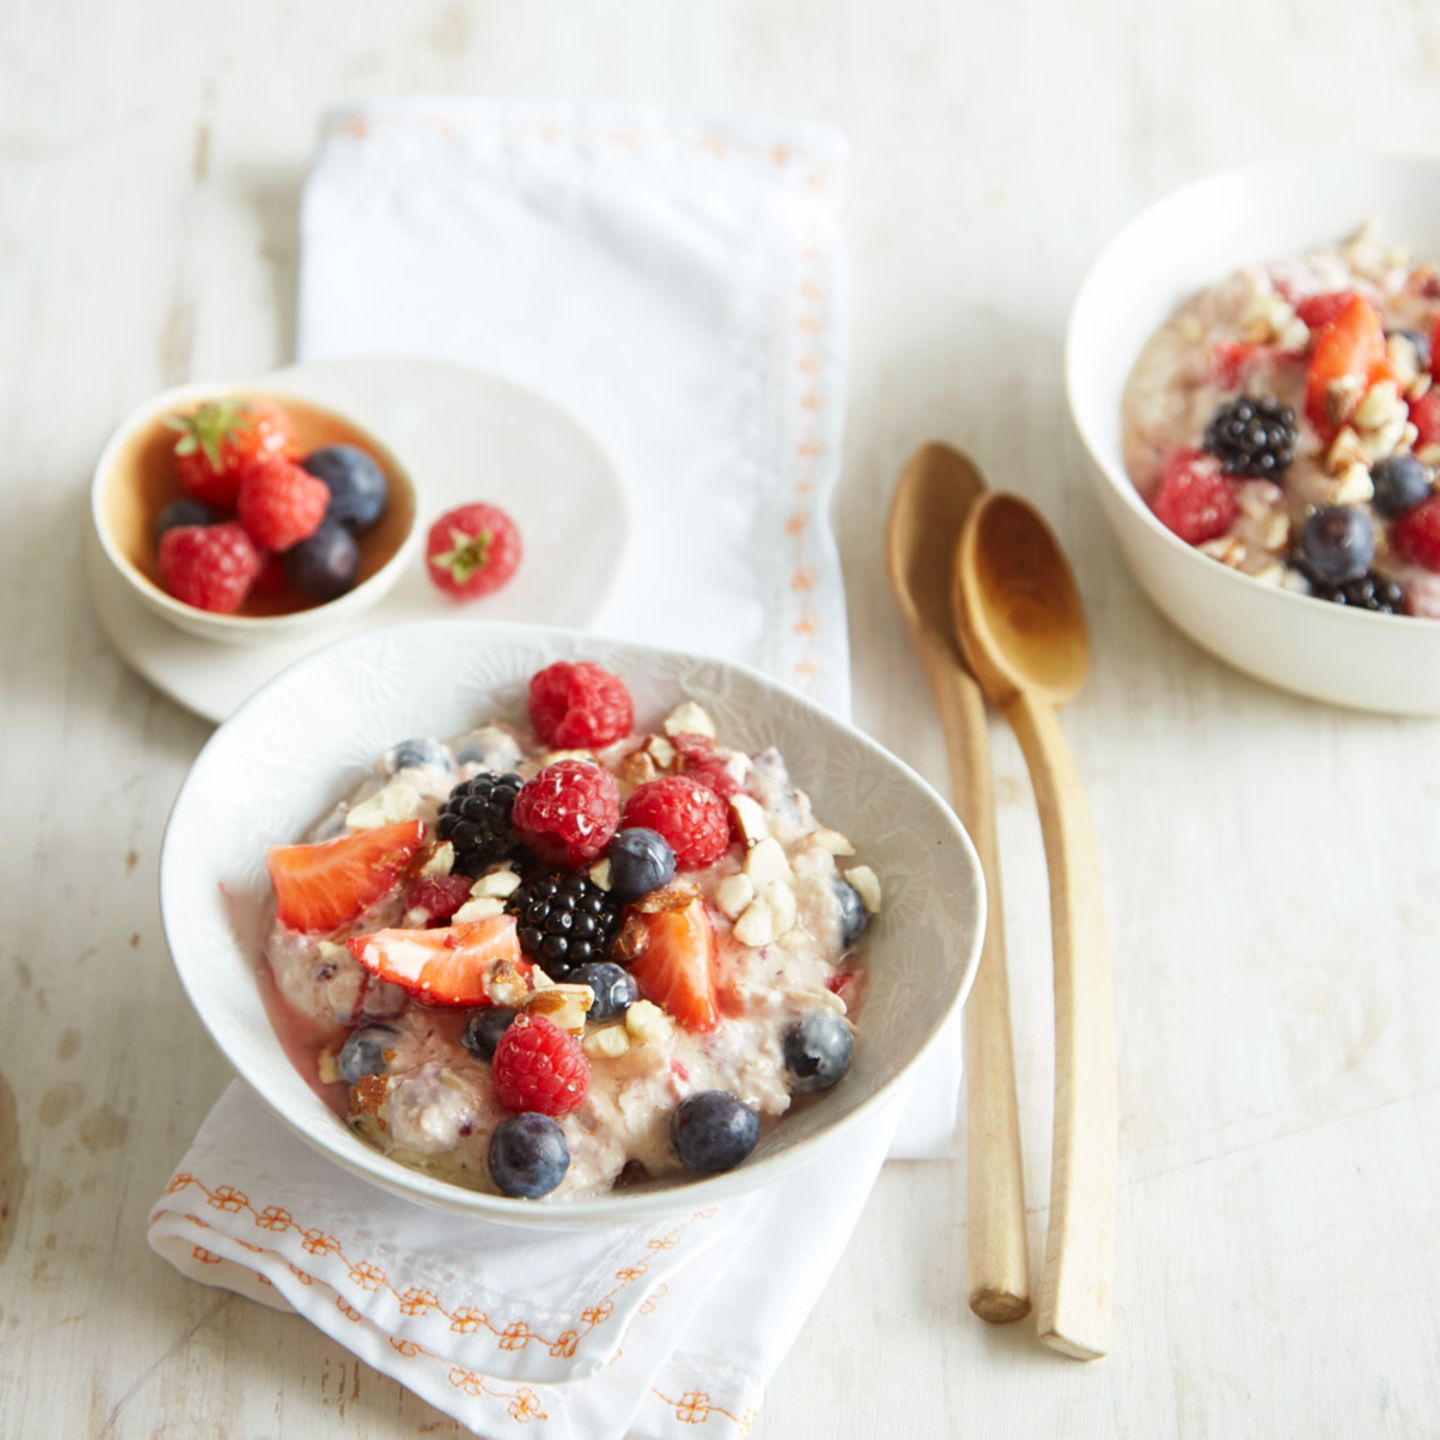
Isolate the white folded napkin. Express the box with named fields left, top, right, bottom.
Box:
left=151, top=98, right=961, bottom=1435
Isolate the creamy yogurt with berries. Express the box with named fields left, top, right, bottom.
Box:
left=1124, top=222, right=1440, bottom=616
left=261, top=661, right=876, bottom=1201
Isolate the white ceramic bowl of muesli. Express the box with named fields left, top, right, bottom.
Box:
left=1067, top=156, right=1440, bottom=714
left=159, top=621, right=985, bottom=1228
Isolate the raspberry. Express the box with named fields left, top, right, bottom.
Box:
left=1394, top=494, right=1440, bottom=572
left=426, top=502, right=523, bottom=600
left=623, top=776, right=731, bottom=871
left=1410, top=391, right=1440, bottom=450
left=404, top=873, right=474, bottom=925
left=1150, top=448, right=1237, bottom=545
left=672, top=733, right=742, bottom=803
left=491, top=1013, right=590, bottom=1116
left=158, top=521, right=262, bottom=613
left=528, top=662, right=634, bottom=749
left=236, top=456, right=329, bottom=552
left=511, top=760, right=620, bottom=868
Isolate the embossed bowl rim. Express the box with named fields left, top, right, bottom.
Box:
left=160, top=620, right=986, bottom=1227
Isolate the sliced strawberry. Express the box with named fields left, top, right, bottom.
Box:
left=267, top=820, right=426, bottom=933
left=1411, top=389, right=1440, bottom=450
left=346, top=916, right=530, bottom=1007
left=627, top=898, right=719, bottom=1032
left=1305, top=295, right=1392, bottom=436
left=1295, top=291, right=1359, bottom=331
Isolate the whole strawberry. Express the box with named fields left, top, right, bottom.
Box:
left=237, top=457, right=330, bottom=553
left=427, top=503, right=522, bottom=600
left=158, top=522, right=262, bottom=613
left=167, top=397, right=298, bottom=508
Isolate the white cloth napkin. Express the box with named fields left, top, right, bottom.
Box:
left=151, top=98, right=961, bottom=1436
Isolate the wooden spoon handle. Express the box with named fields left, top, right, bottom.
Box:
left=914, top=632, right=1030, bottom=1323
left=1002, top=689, right=1116, bottom=1360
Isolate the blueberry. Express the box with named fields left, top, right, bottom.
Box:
left=1298, top=506, right=1374, bottom=585
left=461, top=1008, right=516, bottom=1062
left=833, top=879, right=869, bottom=949
left=154, top=499, right=218, bottom=542
left=782, top=1012, right=853, bottom=1094
left=488, top=1112, right=570, bottom=1198
left=669, top=1091, right=760, bottom=1173
left=1371, top=454, right=1433, bottom=518
left=337, top=1024, right=400, bottom=1085
left=571, top=962, right=639, bottom=1022
left=302, top=444, right=388, bottom=531
left=1387, top=326, right=1431, bottom=372
left=386, top=736, right=453, bottom=773
left=283, top=519, right=359, bottom=601
left=607, top=828, right=676, bottom=903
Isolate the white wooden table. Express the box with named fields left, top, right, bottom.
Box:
left=4, top=1, right=1440, bottom=1434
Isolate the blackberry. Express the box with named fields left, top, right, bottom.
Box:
left=1203, top=395, right=1297, bottom=478
left=1308, top=571, right=1406, bottom=614
left=508, top=871, right=622, bottom=976
left=436, top=771, right=525, bottom=876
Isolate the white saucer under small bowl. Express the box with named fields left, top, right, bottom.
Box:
left=159, top=620, right=986, bottom=1228
left=88, top=357, right=631, bottom=723
left=1066, top=155, right=1440, bottom=715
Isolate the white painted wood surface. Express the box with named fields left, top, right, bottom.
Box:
left=4, top=0, right=1440, bottom=1434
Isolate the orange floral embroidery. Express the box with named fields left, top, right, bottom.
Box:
left=166, top=1172, right=194, bottom=1195
left=652, top=1388, right=756, bottom=1432
left=638, top=1282, right=670, bottom=1317
left=336, top=1297, right=361, bottom=1322
left=390, top=1337, right=421, bottom=1358
left=192, top=1245, right=221, bottom=1264
left=508, top=1388, right=547, bottom=1422
left=158, top=1176, right=717, bottom=1366
left=348, top=1262, right=386, bottom=1292
left=449, top=1366, right=487, bottom=1397
left=399, top=1287, right=439, bottom=1317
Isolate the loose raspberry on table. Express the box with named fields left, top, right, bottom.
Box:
left=672, top=732, right=742, bottom=799
left=623, top=776, right=731, bottom=871
left=1149, top=448, right=1237, bottom=546
left=158, top=521, right=262, bottom=613
left=236, top=456, right=329, bottom=552
left=1394, top=494, right=1440, bottom=573
left=528, top=662, right=634, bottom=749
left=491, top=1013, right=590, bottom=1117
left=511, top=759, right=620, bottom=868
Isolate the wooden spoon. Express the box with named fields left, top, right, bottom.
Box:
left=953, top=491, right=1117, bottom=1361
left=885, top=443, right=1030, bottom=1325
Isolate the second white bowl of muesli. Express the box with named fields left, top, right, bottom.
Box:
left=1068, top=156, right=1440, bottom=713
left=160, top=621, right=985, bottom=1225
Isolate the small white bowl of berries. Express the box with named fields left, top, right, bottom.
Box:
left=90, top=381, right=420, bottom=643
left=1067, top=156, right=1440, bottom=714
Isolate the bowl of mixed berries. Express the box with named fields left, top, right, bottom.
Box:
left=160, top=623, right=985, bottom=1224
left=90, top=382, right=418, bottom=642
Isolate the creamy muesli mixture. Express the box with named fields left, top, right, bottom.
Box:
left=262, top=660, right=875, bottom=1200
left=1124, top=222, right=1440, bottom=616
